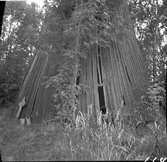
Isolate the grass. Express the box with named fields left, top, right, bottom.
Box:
left=0, top=106, right=166, bottom=161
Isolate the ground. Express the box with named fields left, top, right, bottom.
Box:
left=0, top=107, right=167, bottom=161
left=0, top=107, right=94, bottom=161
left=0, top=108, right=72, bottom=161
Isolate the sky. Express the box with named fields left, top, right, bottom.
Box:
left=26, top=0, right=44, bottom=8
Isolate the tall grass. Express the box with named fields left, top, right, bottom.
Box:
left=1, top=104, right=166, bottom=161
left=66, top=102, right=167, bottom=160
left=65, top=104, right=138, bottom=160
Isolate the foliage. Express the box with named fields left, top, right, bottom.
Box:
left=0, top=2, right=41, bottom=106
left=129, top=0, right=167, bottom=82
left=129, top=0, right=166, bottom=144
left=45, top=58, right=81, bottom=124
left=146, top=81, right=166, bottom=131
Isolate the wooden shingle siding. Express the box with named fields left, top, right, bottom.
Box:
left=78, top=34, right=147, bottom=116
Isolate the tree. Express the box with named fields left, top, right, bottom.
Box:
left=129, top=0, right=166, bottom=134
left=0, top=2, right=41, bottom=106
left=129, top=0, right=167, bottom=82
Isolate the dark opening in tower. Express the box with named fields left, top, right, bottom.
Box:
left=76, top=75, right=80, bottom=85
left=75, top=73, right=80, bottom=105
left=98, top=86, right=106, bottom=114
left=97, top=45, right=106, bottom=114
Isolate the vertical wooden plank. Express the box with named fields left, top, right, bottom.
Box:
left=86, top=48, right=93, bottom=107
left=92, top=44, right=100, bottom=113
left=22, top=54, right=44, bottom=118
left=116, top=41, right=134, bottom=107
left=108, top=43, right=118, bottom=109
left=112, top=41, right=122, bottom=107
left=32, top=54, right=49, bottom=122
left=78, top=58, right=83, bottom=113
left=121, top=40, right=136, bottom=85
left=104, top=47, right=115, bottom=112
left=90, top=47, right=97, bottom=120
left=84, top=54, right=88, bottom=114
left=17, top=55, right=40, bottom=119
left=130, top=35, right=143, bottom=73
left=113, top=41, right=124, bottom=103
left=17, top=54, right=38, bottom=102
left=126, top=39, right=141, bottom=85
left=99, top=46, right=109, bottom=113
left=27, top=53, right=47, bottom=119
left=128, top=37, right=146, bottom=84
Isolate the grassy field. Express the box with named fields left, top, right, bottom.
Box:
left=0, top=107, right=166, bottom=161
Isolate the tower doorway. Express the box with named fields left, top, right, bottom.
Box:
left=97, top=45, right=107, bottom=114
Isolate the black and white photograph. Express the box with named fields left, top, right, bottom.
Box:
left=0, top=0, right=166, bottom=161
